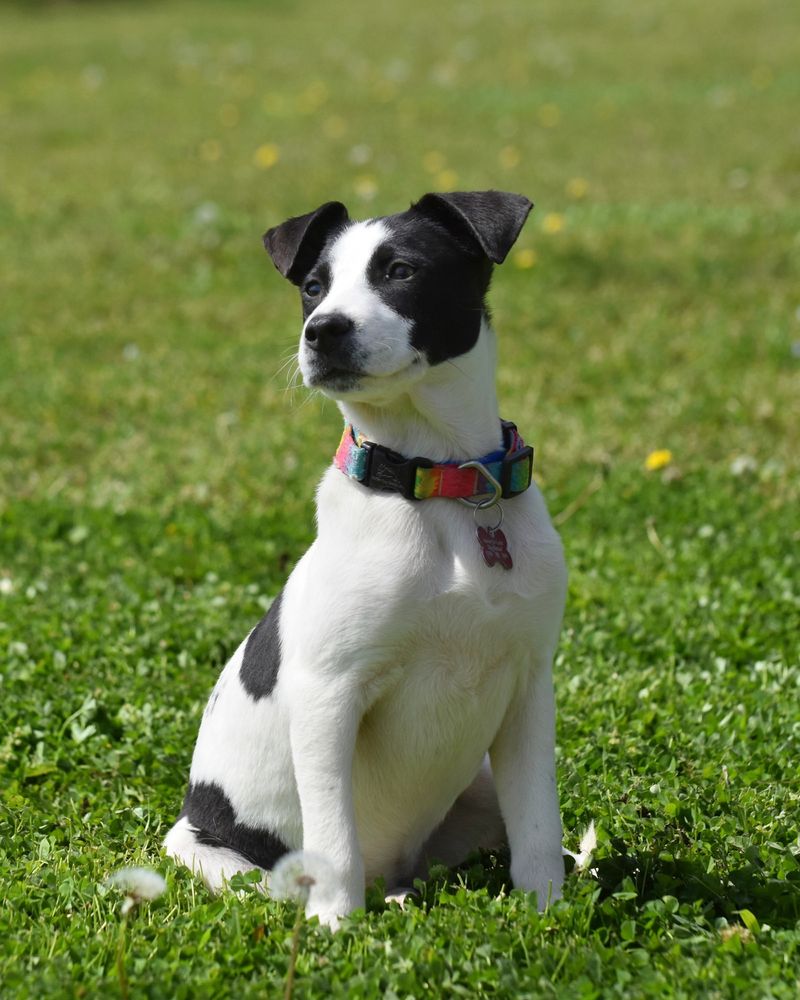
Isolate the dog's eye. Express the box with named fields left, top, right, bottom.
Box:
left=303, top=279, right=322, bottom=297
left=386, top=261, right=415, bottom=281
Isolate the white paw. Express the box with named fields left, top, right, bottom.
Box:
left=305, top=889, right=362, bottom=931
left=511, top=861, right=564, bottom=910
left=306, top=903, right=342, bottom=931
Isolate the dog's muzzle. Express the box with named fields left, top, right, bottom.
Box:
left=304, top=313, right=354, bottom=356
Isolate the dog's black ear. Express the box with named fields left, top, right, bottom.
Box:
left=412, top=190, right=533, bottom=264
left=263, top=202, right=350, bottom=285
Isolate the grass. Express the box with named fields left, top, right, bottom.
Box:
left=1, top=0, right=799, bottom=995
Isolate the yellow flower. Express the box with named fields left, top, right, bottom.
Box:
left=542, top=212, right=565, bottom=234
left=199, top=139, right=221, bottom=162
left=513, top=248, right=538, bottom=270
left=537, top=103, right=561, bottom=128
left=435, top=168, right=459, bottom=191
left=422, top=150, right=446, bottom=174
left=499, top=145, right=520, bottom=169
left=566, top=177, right=589, bottom=200
left=353, top=174, right=378, bottom=199
left=254, top=143, right=280, bottom=169
left=645, top=449, right=673, bottom=471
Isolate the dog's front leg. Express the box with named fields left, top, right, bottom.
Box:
left=490, top=658, right=564, bottom=909
left=288, top=671, right=364, bottom=930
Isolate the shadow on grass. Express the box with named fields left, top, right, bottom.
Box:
left=412, top=841, right=800, bottom=930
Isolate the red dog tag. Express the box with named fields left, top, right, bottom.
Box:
left=476, top=526, right=513, bottom=569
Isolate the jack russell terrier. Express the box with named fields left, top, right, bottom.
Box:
left=165, top=190, right=569, bottom=929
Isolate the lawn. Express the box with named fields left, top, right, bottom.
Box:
left=1, top=0, right=799, bottom=995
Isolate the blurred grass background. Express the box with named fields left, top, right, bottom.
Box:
left=2, top=0, right=798, bottom=519
left=1, top=0, right=799, bottom=996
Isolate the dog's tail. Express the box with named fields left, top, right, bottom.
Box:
left=562, top=821, right=597, bottom=871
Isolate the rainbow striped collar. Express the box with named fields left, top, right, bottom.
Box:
left=333, top=420, right=534, bottom=502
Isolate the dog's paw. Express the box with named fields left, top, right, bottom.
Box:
left=305, top=888, right=363, bottom=932
left=511, top=858, right=565, bottom=910
left=306, top=902, right=342, bottom=931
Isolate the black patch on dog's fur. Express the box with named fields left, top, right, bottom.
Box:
left=411, top=191, right=532, bottom=265
left=263, top=202, right=349, bottom=285
left=181, top=781, right=289, bottom=870
left=240, top=590, right=283, bottom=700
left=367, top=212, right=494, bottom=365
left=290, top=191, right=531, bottom=368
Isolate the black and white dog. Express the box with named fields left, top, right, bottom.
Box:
left=165, top=191, right=569, bottom=929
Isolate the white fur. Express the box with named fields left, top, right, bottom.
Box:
left=165, top=230, right=568, bottom=929
left=164, top=816, right=260, bottom=893
left=300, top=221, right=426, bottom=401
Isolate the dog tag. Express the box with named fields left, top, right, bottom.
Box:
left=476, top=525, right=513, bottom=569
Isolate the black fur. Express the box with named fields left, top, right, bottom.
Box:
left=267, top=190, right=532, bottom=369
left=411, top=190, right=532, bottom=264
left=263, top=202, right=349, bottom=285
left=239, top=590, right=283, bottom=701
left=366, top=210, right=494, bottom=365
left=181, top=781, right=289, bottom=869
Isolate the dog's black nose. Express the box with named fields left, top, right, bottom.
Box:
left=304, top=313, right=354, bottom=354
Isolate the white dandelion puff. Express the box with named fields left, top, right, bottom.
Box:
left=729, top=455, right=758, bottom=477
left=269, top=851, right=336, bottom=905
left=107, top=867, right=166, bottom=913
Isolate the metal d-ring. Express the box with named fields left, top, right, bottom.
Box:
left=457, top=460, right=502, bottom=511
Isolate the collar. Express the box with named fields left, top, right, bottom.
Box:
left=333, top=420, right=534, bottom=502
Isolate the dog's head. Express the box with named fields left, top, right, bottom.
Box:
left=263, top=191, right=532, bottom=402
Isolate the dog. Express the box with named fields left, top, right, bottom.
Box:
left=164, top=190, right=568, bottom=929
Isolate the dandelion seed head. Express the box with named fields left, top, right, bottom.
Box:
left=107, top=867, right=166, bottom=903
left=270, top=851, right=335, bottom=904
left=730, top=454, right=758, bottom=477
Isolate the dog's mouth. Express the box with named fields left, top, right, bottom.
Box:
left=304, top=365, right=365, bottom=389
left=303, top=354, right=425, bottom=395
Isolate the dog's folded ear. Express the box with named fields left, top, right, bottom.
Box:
left=263, top=202, right=350, bottom=284
left=411, top=190, right=533, bottom=264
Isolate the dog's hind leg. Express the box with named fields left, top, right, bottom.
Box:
left=410, top=756, right=506, bottom=878
left=164, top=816, right=267, bottom=892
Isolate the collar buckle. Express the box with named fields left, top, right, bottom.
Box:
left=457, top=461, right=503, bottom=510
left=362, top=442, right=433, bottom=500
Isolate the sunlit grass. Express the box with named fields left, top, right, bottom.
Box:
left=1, top=0, right=798, bottom=995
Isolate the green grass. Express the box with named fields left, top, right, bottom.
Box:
left=1, top=0, right=799, bottom=995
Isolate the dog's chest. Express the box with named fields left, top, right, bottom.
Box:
left=299, top=470, right=563, bottom=705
